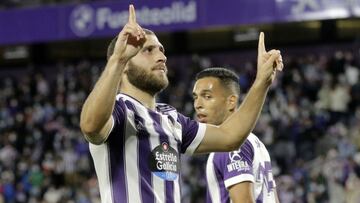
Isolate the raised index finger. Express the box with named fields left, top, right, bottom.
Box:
left=258, top=32, right=266, bottom=54
left=128, top=4, right=136, bottom=23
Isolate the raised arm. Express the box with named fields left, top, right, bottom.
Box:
left=196, top=32, right=283, bottom=153
left=80, top=5, right=146, bottom=144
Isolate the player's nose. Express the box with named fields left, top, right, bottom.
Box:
left=156, top=49, right=167, bottom=63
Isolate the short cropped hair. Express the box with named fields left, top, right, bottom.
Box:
left=106, top=28, right=155, bottom=60
left=195, top=67, right=240, bottom=96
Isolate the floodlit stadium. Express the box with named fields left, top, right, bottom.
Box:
left=0, top=0, right=360, bottom=203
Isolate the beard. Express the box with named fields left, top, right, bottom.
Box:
left=126, top=61, right=169, bottom=96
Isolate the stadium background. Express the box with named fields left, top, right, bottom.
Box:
left=0, top=0, right=360, bottom=202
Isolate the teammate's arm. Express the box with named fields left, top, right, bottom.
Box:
left=196, top=33, right=283, bottom=153
left=228, top=182, right=255, bottom=203
left=80, top=5, right=145, bottom=144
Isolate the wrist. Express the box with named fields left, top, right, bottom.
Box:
left=253, top=77, right=270, bottom=90
left=103, top=56, right=128, bottom=77
left=107, top=55, right=128, bottom=72
left=109, top=54, right=129, bottom=65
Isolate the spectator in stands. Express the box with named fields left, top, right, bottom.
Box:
left=0, top=42, right=359, bottom=202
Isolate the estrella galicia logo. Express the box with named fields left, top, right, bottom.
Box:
left=69, top=5, right=96, bottom=37
left=149, top=142, right=179, bottom=181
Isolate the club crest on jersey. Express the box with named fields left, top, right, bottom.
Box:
left=149, top=142, right=179, bottom=181
left=227, top=150, right=250, bottom=173
left=162, top=142, right=169, bottom=151
left=229, top=150, right=243, bottom=162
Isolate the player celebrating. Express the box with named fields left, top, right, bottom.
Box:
left=192, top=67, right=280, bottom=203
left=80, top=4, right=283, bottom=203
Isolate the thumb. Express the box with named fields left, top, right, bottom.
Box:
left=263, top=51, right=280, bottom=69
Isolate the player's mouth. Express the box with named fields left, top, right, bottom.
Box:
left=196, top=113, right=207, bottom=123
left=152, top=64, right=167, bottom=73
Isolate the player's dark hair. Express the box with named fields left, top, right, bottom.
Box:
left=107, top=28, right=155, bottom=60
left=195, top=67, right=240, bottom=96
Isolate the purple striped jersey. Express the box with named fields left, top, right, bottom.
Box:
left=89, top=94, right=206, bottom=203
left=206, top=133, right=277, bottom=203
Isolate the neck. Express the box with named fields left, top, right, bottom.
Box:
left=120, top=79, right=157, bottom=110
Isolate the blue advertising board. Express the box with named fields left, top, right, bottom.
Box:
left=0, top=0, right=358, bottom=45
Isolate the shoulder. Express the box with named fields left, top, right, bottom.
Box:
left=156, top=103, right=177, bottom=113
left=155, top=103, right=179, bottom=123
left=210, top=138, right=256, bottom=164
left=240, top=137, right=255, bottom=152
left=246, top=133, right=272, bottom=161
left=246, top=133, right=263, bottom=148
left=246, top=133, right=268, bottom=151
left=115, top=93, right=145, bottom=112
left=212, top=152, right=229, bottom=162
left=114, top=94, right=128, bottom=107
left=156, top=103, right=187, bottom=124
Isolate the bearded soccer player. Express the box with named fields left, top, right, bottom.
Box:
left=80, top=4, right=283, bottom=203
left=192, top=68, right=280, bottom=203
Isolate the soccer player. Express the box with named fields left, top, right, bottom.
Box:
left=80, top=4, right=283, bottom=203
left=192, top=67, right=280, bottom=203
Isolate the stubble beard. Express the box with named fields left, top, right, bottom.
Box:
left=127, top=61, right=169, bottom=96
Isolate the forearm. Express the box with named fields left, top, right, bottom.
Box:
left=218, top=33, right=281, bottom=149
left=228, top=182, right=255, bottom=203
left=80, top=56, right=126, bottom=134
left=220, top=79, right=269, bottom=149
left=196, top=33, right=282, bottom=153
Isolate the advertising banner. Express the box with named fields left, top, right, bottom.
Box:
left=0, top=0, right=358, bottom=45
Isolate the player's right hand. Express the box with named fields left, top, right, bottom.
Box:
left=256, top=32, right=283, bottom=86
left=112, top=4, right=146, bottom=62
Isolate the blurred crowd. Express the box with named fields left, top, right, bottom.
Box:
left=180, top=48, right=360, bottom=203
left=0, top=46, right=360, bottom=203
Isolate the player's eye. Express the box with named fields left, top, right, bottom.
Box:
left=144, top=47, right=153, bottom=53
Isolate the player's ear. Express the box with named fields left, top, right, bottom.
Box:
left=227, top=95, right=238, bottom=112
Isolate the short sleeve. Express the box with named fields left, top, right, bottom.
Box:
left=177, top=113, right=206, bottom=155
left=213, top=140, right=255, bottom=188
left=108, top=99, right=126, bottom=137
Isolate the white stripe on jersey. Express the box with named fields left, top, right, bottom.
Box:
left=132, top=101, right=165, bottom=203
left=174, top=178, right=181, bottom=203
left=206, top=133, right=277, bottom=203
left=90, top=94, right=206, bottom=203
left=185, top=123, right=206, bottom=155
left=206, top=153, right=221, bottom=203
left=224, top=174, right=254, bottom=188
left=166, top=110, right=182, bottom=143
left=163, top=108, right=205, bottom=154
left=159, top=112, right=181, bottom=158
left=89, top=144, right=114, bottom=203
left=125, top=110, right=141, bottom=203
left=159, top=115, right=181, bottom=202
